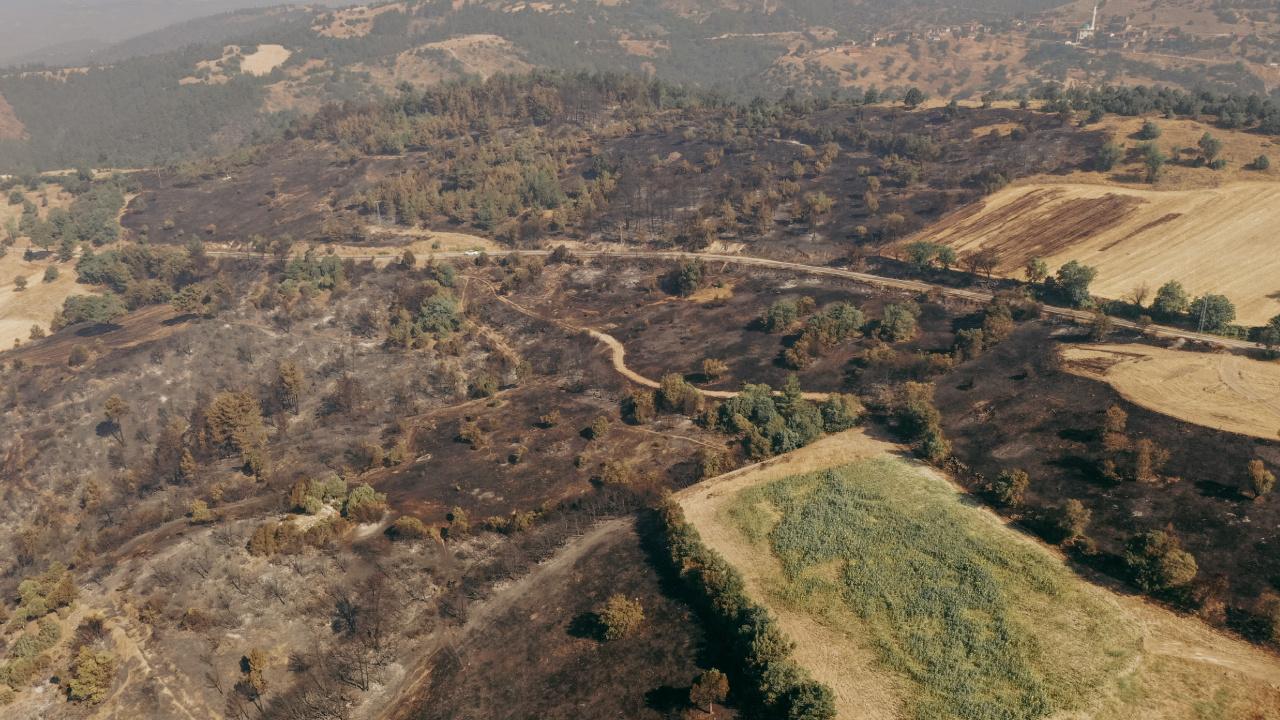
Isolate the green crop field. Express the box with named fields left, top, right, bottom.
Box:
left=729, top=457, right=1143, bottom=720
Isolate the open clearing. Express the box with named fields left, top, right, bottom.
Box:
left=1061, top=343, right=1280, bottom=439
left=678, top=428, right=1280, bottom=720
left=241, top=44, right=291, bottom=76
left=0, top=254, right=90, bottom=348
left=913, top=181, right=1280, bottom=325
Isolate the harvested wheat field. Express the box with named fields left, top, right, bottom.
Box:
left=1062, top=343, right=1280, bottom=439
left=914, top=181, right=1280, bottom=325
left=677, top=427, right=1280, bottom=720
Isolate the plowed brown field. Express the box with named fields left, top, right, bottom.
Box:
left=1061, top=343, right=1280, bottom=439
left=914, top=182, right=1280, bottom=325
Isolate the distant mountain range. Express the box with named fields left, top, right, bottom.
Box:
left=0, top=0, right=341, bottom=65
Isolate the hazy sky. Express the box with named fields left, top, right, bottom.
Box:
left=0, top=1, right=336, bottom=63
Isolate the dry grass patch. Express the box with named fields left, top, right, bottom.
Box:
left=1061, top=343, right=1280, bottom=439
left=915, top=181, right=1280, bottom=325
left=0, top=255, right=89, bottom=349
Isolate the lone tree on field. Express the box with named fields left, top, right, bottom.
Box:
left=1151, top=280, right=1190, bottom=318
left=902, top=87, right=926, bottom=108
left=1198, top=132, right=1223, bottom=163
left=104, top=394, right=130, bottom=444
left=13, top=274, right=26, bottom=291
left=690, top=669, right=729, bottom=714
left=1096, top=140, right=1123, bottom=171
left=599, top=594, right=644, bottom=640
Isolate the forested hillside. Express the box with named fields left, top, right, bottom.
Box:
left=5, top=0, right=1280, bottom=172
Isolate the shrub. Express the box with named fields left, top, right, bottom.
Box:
left=993, top=469, right=1029, bottom=506
left=1096, top=141, right=1123, bottom=171
left=600, top=459, right=633, bottom=484
left=388, top=516, right=431, bottom=540
left=67, top=647, right=114, bottom=703
left=819, top=394, right=863, bottom=432
left=629, top=389, right=656, bottom=424
left=763, top=300, right=798, bottom=333
left=702, top=358, right=729, bottom=381
left=1138, top=120, right=1162, bottom=139
left=1047, top=499, right=1091, bottom=543
left=42, top=266, right=58, bottom=283
left=343, top=483, right=387, bottom=523
left=68, top=344, right=90, bottom=366
left=588, top=415, right=611, bottom=440
left=538, top=410, right=560, bottom=427
left=1125, top=530, right=1197, bottom=592
left=599, top=594, right=644, bottom=640
left=879, top=302, right=918, bottom=342
left=189, top=500, right=213, bottom=524
left=657, top=373, right=704, bottom=415
left=1250, top=154, right=1270, bottom=170
left=446, top=507, right=470, bottom=539
left=1245, top=459, right=1275, bottom=498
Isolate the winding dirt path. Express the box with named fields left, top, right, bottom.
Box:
left=469, top=275, right=833, bottom=400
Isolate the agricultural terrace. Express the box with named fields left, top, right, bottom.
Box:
left=914, top=181, right=1280, bottom=325
left=679, top=429, right=1280, bottom=720
left=1061, top=343, right=1280, bottom=440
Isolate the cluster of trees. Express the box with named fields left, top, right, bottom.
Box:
left=1032, top=82, right=1280, bottom=137
left=713, top=377, right=862, bottom=460
left=52, top=236, right=218, bottom=330
left=1098, top=125, right=1243, bottom=181
left=783, top=302, right=866, bottom=370
left=1096, top=405, right=1171, bottom=484
left=951, top=291, right=1038, bottom=363
left=658, top=497, right=836, bottom=720
left=2, top=172, right=127, bottom=252
left=0, top=561, right=79, bottom=696
left=288, top=475, right=389, bottom=523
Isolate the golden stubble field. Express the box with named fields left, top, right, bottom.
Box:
left=1062, top=343, right=1280, bottom=440
left=912, top=116, right=1280, bottom=325
left=677, top=427, right=1280, bottom=720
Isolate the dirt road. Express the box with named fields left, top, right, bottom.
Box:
left=211, top=247, right=1259, bottom=352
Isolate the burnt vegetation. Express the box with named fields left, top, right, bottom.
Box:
left=2, top=70, right=1280, bottom=720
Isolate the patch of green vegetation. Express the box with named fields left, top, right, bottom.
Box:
left=731, top=457, right=1140, bottom=720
